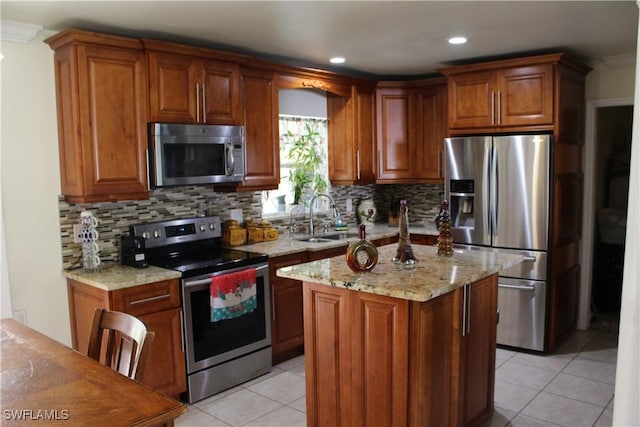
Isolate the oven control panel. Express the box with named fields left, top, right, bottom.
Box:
left=130, top=216, right=222, bottom=248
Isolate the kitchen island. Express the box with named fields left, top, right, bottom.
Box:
left=277, top=244, right=523, bottom=427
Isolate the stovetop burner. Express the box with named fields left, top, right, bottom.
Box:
left=128, top=216, right=268, bottom=278
left=156, top=248, right=268, bottom=277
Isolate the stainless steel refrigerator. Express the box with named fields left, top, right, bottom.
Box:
left=444, top=134, right=550, bottom=351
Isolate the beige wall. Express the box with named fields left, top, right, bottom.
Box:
left=1, top=30, right=70, bottom=345
left=586, top=58, right=636, bottom=100
left=0, top=30, right=636, bottom=348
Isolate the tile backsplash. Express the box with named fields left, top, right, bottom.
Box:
left=59, top=183, right=443, bottom=268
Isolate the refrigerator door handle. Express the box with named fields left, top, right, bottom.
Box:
left=490, top=144, right=499, bottom=238
left=483, top=142, right=492, bottom=235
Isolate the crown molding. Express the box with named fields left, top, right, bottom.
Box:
left=1, top=20, right=43, bottom=43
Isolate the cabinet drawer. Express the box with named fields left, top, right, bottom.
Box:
left=113, top=279, right=181, bottom=316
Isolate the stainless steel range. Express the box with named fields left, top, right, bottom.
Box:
left=129, top=216, right=271, bottom=403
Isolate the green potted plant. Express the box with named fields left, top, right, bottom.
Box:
left=284, top=122, right=327, bottom=205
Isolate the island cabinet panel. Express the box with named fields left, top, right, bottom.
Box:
left=45, top=30, right=150, bottom=203
left=147, top=51, right=242, bottom=125
left=269, top=253, right=308, bottom=364
left=351, top=292, right=409, bottom=427
left=66, top=278, right=187, bottom=398
left=303, top=283, right=353, bottom=427
left=458, top=274, right=498, bottom=427
left=303, top=273, right=498, bottom=427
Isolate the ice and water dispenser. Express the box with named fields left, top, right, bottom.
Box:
left=449, top=179, right=475, bottom=228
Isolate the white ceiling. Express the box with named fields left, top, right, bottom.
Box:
left=1, top=1, right=638, bottom=77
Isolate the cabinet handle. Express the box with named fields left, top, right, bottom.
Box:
left=491, top=91, right=495, bottom=126
left=179, top=309, right=185, bottom=353
left=466, top=284, right=471, bottom=335
left=462, top=284, right=468, bottom=337
left=497, top=91, right=501, bottom=126
left=201, top=83, right=207, bottom=124
left=378, top=150, right=382, bottom=178
left=128, top=293, right=171, bottom=305
left=356, top=150, right=361, bottom=180
left=271, top=285, right=276, bottom=322
left=196, top=83, right=201, bottom=123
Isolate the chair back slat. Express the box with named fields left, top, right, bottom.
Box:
left=87, top=308, right=155, bottom=382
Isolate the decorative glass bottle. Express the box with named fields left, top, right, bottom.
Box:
left=346, top=225, right=378, bottom=272
left=437, top=201, right=454, bottom=257
left=391, top=200, right=417, bottom=265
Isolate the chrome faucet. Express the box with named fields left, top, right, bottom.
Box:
left=309, top=193, right=338, bottom=235
left=289, top=204, right=303, bottom=236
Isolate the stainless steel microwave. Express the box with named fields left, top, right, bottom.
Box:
left=148, top=123, right=245, bottom=187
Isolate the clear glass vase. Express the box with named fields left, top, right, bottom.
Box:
left=391, top=200, right=417, bottom=265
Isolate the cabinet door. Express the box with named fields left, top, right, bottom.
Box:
left=202, top=59, right=242, bottom=124
left=270, top=252, right=307, bottom=363
left=303, top=283, right=353, bottom=427
left=147, top=51, right=198, bottom=123
left=376, top=87, right=415, bottom=181
left=328, top=86, right=375, bottom=185
left=138, top=308, right=187, bottom=397
left=74, top=45, right=149, bottom=202
left=498, top=64, right=553, bottom=127
left=351, top=292, right=409, bottom=427
left=415, top=82, right=447, bottom=180
left=354, top=87, right=377, bottom=183
left=327, top=94, right=355, bottom=183
left=447, top=71, right=496, bottom=130
left=237, top=68, right=279, bottom=190
left=459, top=274, right=498, bottom=427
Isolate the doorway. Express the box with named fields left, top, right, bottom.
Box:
left=579, top=98, right=633, bottom=330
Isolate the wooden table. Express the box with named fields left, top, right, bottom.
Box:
left=0, top=318, right=186, bottom=426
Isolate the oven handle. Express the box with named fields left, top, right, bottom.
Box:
left=183, top=263, right=269, bottom=288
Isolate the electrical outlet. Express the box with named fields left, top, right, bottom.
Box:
left=346, top=198, right=353, bottom=212
left=73, top=224, right=82, bottom=243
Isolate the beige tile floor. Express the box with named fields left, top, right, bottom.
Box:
left=176, top=316, right=618, bottom=427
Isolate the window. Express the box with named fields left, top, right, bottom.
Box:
left=261, top=115, right=330, bottom=215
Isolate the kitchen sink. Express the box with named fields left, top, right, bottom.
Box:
left=295, top=232, right=359, bottom=243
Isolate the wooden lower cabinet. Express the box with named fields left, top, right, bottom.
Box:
left=269, top=253, right=308, bottom=364
left=67, top=278, right=187, bottom=398
left=303, top=273, right=498, bottom=427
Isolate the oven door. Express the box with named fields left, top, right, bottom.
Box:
left=182, top=262, right=270, bottom=374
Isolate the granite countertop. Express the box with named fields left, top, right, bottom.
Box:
left=276, top=244, right=523, bottom=302
left=238, top=223, right=438, bottom=257
left=63, top=263, right=181, bottom=291
left=62, top=223, right=438, bottom=292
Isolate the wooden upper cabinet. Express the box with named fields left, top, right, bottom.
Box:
left=235, top=67, right=280, bottom=191
left=415, top=81, right=447, bottom=180
left=441, top=55, right=559, bottom=133
left=376, top=86, right=414, bottom=182
left=147, top=51, right=242, bottom=125
left=45, top=29, right=149, bottom=203
left=375, top=79, right=446, bottom=183
left=327, top=85, right=376, bottom=185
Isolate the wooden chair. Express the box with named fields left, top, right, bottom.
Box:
left=87, top=308, right=155, bottom=382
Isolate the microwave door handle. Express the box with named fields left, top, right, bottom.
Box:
left=226, top=143, right=235, bottom=176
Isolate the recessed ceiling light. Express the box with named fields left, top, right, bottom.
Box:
left=330, top=57, right=346, bottom=64
left=448, top=36, right=468, bottom=45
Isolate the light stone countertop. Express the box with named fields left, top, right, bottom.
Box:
left=62, top=263, right=181, bottom=291
left=61, top=223, right=438, bottom=291
left=276, top=244, right=523, bottom=302
left=238, top=223, right=438, bottom=257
